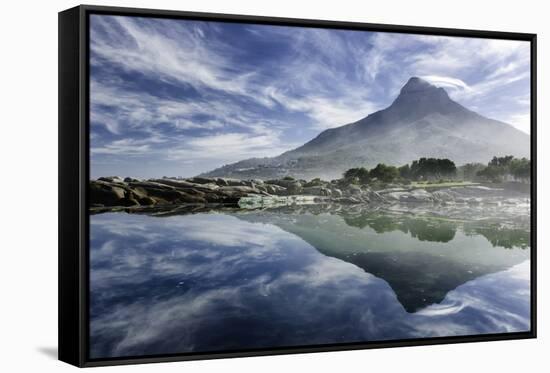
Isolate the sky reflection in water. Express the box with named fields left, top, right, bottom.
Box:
left=89, top=211, right=530, bottom=359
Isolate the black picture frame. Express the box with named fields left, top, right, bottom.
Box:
left=59, top=4, right=537, bottom=368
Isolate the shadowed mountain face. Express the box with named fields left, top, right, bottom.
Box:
left=202, top=77, right=530, bottom=180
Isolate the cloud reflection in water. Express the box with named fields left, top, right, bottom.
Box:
left=89, top=212, right=530, bottom=358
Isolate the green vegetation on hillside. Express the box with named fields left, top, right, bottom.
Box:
left=475, top=156, right=531, bottom=183
left=342, top=157, right=457, bottom=185
left=337, top=155, right=530, bottom=188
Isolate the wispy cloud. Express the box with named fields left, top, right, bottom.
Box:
left=90, top=15, right=531, bottom=177
left=91, top=16, right=261, bottom=105
left=165, top=131, right=300, bottom=163
left=421, top=75, right=471, bottom=92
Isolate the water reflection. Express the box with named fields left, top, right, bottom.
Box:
left=89, top=207, right=530, bottom=359
left=342, top=210, right=530, bottom=248
left=465, top=224, right=531, bottom=250
left=235, top=208, right=529, bottom=312
left=344, top=214, right=457, bottom=242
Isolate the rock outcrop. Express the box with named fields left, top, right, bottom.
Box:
left=89, top=176, right=386, bottom=208
left=90, top=177, right=529, bottom=211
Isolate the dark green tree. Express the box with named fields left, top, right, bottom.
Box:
left=398, top=164, right=411, bottom=179
left=489, top=155, right=514, bottom=168
left=438, top=158, right=457, bottom=177
left=369, top=163, right=399, bottom=183
left=509, top=157, right=531, bottom=181
left=476, top=165, right=504, bottom=182
left=409, top=158, right=456, bottom=180
left=343, top=167, right=371, bottom=184
left=476, top=155, right=530, bottom=183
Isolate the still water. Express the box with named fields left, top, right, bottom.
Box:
left=89, top=206, right=530, bottom=358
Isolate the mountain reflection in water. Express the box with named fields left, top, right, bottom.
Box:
left=89, top=205, right=531, bottom=358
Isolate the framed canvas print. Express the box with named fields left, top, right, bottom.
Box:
left=58, top=5, right=537, bottom=367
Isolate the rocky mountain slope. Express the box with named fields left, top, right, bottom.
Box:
left=201, top=77, right=530, bottom=180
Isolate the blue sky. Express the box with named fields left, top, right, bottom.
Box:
left=90, top=15, right=531, bottom=178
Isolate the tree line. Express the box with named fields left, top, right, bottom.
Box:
left=466, top=155, right=530, bottom=182
left=342, top=155, right=530, bottom=185
left=343, top=157, right=457, bottom=184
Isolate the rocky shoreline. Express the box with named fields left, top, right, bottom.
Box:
left=90, top=176, right=529, bottom=212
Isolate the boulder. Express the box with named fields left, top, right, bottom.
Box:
left=331, top=188, right=343, bottom=198
left=118, top=197, right=140, bottom=207
left=409, top=189, right=434, bottom=202
left=359, top=195, right=371, bottom=203
left=386, top=189, right=434, bottom=203
left=129, top=181, right=176, bottom=190
left=209, top=190, right=246, bottom=204
left=182, top=188, right=206, bottom=197
left=151, top=179, right=201, bottom=189
left=242, top=180, right=261, bottom=189
left=214, top=178, right=229, bottom=186
left=366, top=190, right=385, bottom=202
left=265, top=179, right=303, bottom=195
left=217, top=186, right=261, bottom=194
left=138, top=196, right=156, bottom=206
left=346, top=184, right=363, bottom=196
left=126, top=189, right=148, bottom=201
left=216, top=178, right=248, bottom=187
left=377, top=187, right=408, bottom=195
left=98, top=176, right=124, bottom=184
left=135, top=186, right=184, bottom=202
left=332, top=197, right=362, bottom=204
left=303, top=179, right=327, bottom=188
left=134, top=180, right=214, bottom=198
left=178, top=193, right=207, bottom=204
left=187, top=177, right=216, bottom=185
left=287, top=183, right=303, bottom=195
left=203, top=193, right=225, bottom=203
left=432, top=190, right=454, bottom=202
left=264, top=184, right=288, bottom=196
left=302, top=186, right=331, bottom=196
left=254, top=184, right=268, bottom=193
left=90, top=181, right=126, bottom=206
left=385, top=191, right=407, bottom=201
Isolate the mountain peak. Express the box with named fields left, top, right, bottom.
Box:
left=201, top=75, right=529, bottom=181
left=388, top=76, right=454, bottom=118
left=401, top=76, right=437, bottom=94
left=399, top=76, right=449, bottom=98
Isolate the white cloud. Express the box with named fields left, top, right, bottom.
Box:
left=90, top=79, right=225, bottom=134
left=267, top=88, right=377, bottom=130
left=91, top=15, right=263, bottom=106
left=90, top=16, right=532, bottom=177
left=166, top=131, right=299, bottom=162
left=421, top=75, right=471, bottom=92
left=90, top=78, right=292, bottom=161
left=91, top=137, right=164, bottom=156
